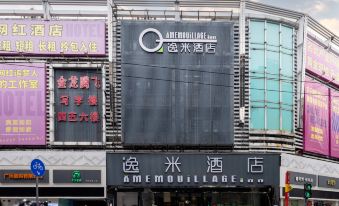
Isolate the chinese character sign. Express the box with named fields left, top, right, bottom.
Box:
left=107, top=153, right=280, bottom=187
left=0, top=63, right=45, bottom=145
left=304, top=77, right=329, bottom=156
left=54, top=69, right=102, bottom=142
left=122, top=157, right=140, bottom=173
left=330, top=90, right=339, bottom=158
left=306, top=38, right=339, bottom=86
left=0, top=20, right=105, bottom=56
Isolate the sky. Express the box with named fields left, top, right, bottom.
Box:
left=253, top=0, right=339, bottom=36
left=0, top=1, right=337, bottom=35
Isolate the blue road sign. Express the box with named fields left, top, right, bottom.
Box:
left=30, top=159, right=45, bottom=177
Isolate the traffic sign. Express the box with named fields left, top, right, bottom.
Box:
left=285, top=183, right=293, bottom=193
left=30, top=159, right=45, bottom=177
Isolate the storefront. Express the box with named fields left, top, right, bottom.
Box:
left=0, top=150, right=106, bottom=206
left=281, top=154, right=339, bottom=206
left=107, top=153, right=281, bottom=206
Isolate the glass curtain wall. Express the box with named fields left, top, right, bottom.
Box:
left=249, top=20, right=294, bottom=132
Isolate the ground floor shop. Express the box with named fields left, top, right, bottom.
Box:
left=280, top=154, right=339, bottom=206
left=106, top=153, right=281, bottom=206
left=0, top=150, right=106, bottom=206
left=0, top=198, right=106, bottom=206
left=113, top=187, right=274, bottom=206
left=2, top=151, right=339, bottom=206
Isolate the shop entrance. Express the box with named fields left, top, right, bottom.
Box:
left=116, top=188, right=273, bottom=206
left=152, top=191, right=270, bottom=206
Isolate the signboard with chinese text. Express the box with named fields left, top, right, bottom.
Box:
left=121, top=21, right=234, bottom=146
left=287, top=173, right=339, bottom=189
left=0, top=63, right=45, bottom=145
left=304, top=77, right=330, bottom=156
left=289, top=171, right=317, bottom=186
left=306, top=37, right=339, bottom=86
left=330, top=90, right=339, bottom=158
left=54, top=69, right=102, bottom=142
left=0, top=170, right=49, bottom=184
left=107, top=153, right=280, bottom=187
left=53, top=170, right=101, bottom=184
left=0, top=20, right=105, bottom=56
left=318, top=175, right=339, bottom=189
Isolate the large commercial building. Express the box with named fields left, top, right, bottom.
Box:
left=0, top=0, right=338, bottom=206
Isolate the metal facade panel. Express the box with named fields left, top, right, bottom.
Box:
left=121, top=20, right=234, bottom=146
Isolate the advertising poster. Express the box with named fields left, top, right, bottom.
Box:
left=0, top=63, right=45, bottom=145
left=304, top=77, right=329, bottom=156
left=0, top=20, right=105, bottom=56
left=306, top=37, right=339, bottom=86
left=330, top=90, right=339, bottom=158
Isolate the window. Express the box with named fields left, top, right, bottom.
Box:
left=249, top=20, right=294, bottom=132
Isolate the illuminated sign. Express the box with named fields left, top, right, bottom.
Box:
left=54, top=69, right=102, bottom=142
left=0, top=170, right=49, bottom=183
left=4, top=173, right=36, bottom=180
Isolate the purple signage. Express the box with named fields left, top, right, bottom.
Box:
left=304, top=77, right=329, bottom=156
left=0, top=20, right=105, bottom=56
left=330, top=90, right=339, bottom=158
left=0, top=63, right=46, bottom=145
left=306, top=38, right=339, bottom=86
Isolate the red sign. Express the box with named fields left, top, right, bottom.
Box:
left=56, top=74, right=100, bottom=123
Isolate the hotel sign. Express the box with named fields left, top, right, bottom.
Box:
left=107, top=153, right=280, bottom=187
left=138, top=27, right=217, bottom=54
left=0, top=20, right=105, bottom=56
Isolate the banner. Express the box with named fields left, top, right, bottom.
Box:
left=304, top=77, right=329, bottom=155
left=0, top=63, right=45, bottom=145
left=330, top=90, right=339, bottom=158
left=306, top=37, right=339, bottom=86
left=0, top=20, right=105, bottom=56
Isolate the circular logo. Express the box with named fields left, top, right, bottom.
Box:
left=30, top=159, right=45, bottom=177
left=138, top=28, right=163, bottom=53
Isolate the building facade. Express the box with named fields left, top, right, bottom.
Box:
left=0, top=0, right=338, bottom=206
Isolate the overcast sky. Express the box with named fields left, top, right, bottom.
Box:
left=1, top=1, right=337, bottom=36
left=253, top=0, right=339, bottom=35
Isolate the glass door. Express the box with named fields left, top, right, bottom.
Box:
left=151, top=190, right=270, bottom=206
